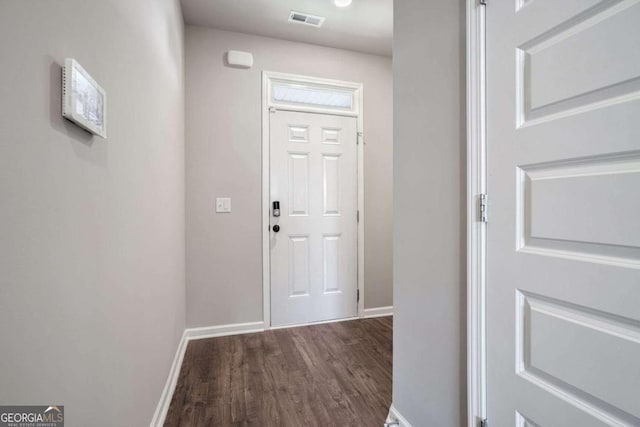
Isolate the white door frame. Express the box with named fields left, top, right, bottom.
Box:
left=466, top=1, right=487, bottom=426
left=261, top=71, right=365, bottom=329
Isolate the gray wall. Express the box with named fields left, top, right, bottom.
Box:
left=185, top=26, right=393, bottom=328
left=0, top=1, right=185, bottom=426
left=392, top=0, right=467, bottom=425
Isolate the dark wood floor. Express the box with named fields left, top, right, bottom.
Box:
left=164, top=317, right=392, bottom=427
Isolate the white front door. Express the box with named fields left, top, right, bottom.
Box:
left=487, top=1, right=640, bottom=425
left=269, top=110, right=358, bottom=327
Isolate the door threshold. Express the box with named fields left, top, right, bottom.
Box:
left=269, top=316, right=360, bottom=330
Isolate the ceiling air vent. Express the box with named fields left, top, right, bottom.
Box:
left=288, top=11, right=326, bottom=27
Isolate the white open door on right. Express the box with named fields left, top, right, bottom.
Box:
left=486, top=1, right=640, bottom=426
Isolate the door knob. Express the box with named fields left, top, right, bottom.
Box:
left=272, top=225, right=280, bottom=232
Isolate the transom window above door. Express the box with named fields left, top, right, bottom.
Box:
left=265, top=72, right=361, bottom=116
left=272, top=83, right=353, bottom=110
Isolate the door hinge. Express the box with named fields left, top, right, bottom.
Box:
left=269, top=107, right=276, bottom=113
left=357, top=131, right=364, bottom=145
left=479, top=0, right=486, bottom=5
left=357, top=210, right=360, bottom=223
left=357, top=289, right=360, bottom=302
left=480, top=418, right=488, bottom=427
left=479, top=193, right=488, bottom=223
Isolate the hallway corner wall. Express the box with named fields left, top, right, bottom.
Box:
left=0, top=1, right=186, bottom=425
left=392, top=0, right=468, bottom=425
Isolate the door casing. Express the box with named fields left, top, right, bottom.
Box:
left=467, top=1, right=487, bottom=426
left=261, top=71, right=365, bottom=329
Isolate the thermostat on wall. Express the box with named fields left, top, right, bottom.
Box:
left=226, top=50, right=253, bottom=69
left=62, top=58, right=107, bottom=138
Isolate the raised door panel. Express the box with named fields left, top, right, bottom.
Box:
left=288, top=235, right=310, bottom=297
left=322, top=234, right=341, bottom=294
left=288, top=152, right=310, bottom=216
left=322, top=154, right=341, bottom=216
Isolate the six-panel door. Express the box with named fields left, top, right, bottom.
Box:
left=270, top=110, right=358, bottom=327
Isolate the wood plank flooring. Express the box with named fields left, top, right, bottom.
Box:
left=164, top=317, right=392, bottom=427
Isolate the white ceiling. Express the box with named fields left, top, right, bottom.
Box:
left=180, top=0, right=393, bottom=57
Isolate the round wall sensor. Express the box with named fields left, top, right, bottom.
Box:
left=334, top=0, right=352, bottom=7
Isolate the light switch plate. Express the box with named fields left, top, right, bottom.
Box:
left=215, top=197, right=231, bottom=213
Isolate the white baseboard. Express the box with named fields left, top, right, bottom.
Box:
left=363, top=306, right=393, bottom=318
left=186, top=321, right=265, bottom=340
left=150, top=321, right=265, bottom=426
left=150, top=330, right=188, bottom=427
left=386, top=405, right=413, bottom=427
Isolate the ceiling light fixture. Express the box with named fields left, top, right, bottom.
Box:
left=334, top=0, right=352, bottom=7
